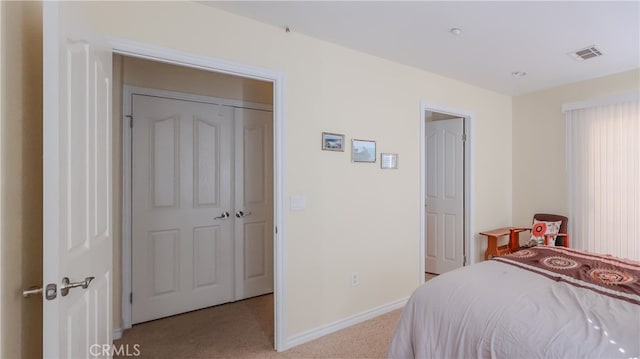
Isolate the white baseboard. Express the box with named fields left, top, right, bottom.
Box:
left=284, top=297, right=408, bottom=350
left=113, top=328, right=123, bottom=341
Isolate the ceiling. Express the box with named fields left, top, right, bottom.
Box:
left=204, top=1, right=639, bottom=96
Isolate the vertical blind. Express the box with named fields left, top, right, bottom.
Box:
left=565, top=96, right=639, bottom=261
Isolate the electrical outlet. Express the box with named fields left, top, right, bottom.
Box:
left=351, top=272, right=359, bottom=287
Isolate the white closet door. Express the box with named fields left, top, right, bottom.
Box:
left=132, top=95, right=233, bottom=323
left=234, top=108, right=274, bottom=299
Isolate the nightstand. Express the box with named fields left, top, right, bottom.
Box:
left=479, top=227, right=513, bottom=260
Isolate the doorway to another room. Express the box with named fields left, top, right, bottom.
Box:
left=421, top=104, right=473, bottom=277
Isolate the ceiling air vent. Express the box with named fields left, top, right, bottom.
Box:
left=569, top=45, right=603, bottom=62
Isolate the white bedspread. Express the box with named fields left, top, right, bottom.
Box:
left=387, top=260, right=640, bottom=358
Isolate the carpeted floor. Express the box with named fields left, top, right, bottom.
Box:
left=115, top=294, right=401, bottom=359
left=116, top=274, right=437, bottom=358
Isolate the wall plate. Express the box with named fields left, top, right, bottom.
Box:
left=380, top=153, right=398, bottom=169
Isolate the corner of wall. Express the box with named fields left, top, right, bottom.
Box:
left=510, top=95, right=518, bottom=226
left=511, top=69, right=640, bottom=230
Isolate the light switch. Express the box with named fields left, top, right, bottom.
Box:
left=290, top=195, right=306, bottom=211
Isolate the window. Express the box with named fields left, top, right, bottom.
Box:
left=564, top=95, right=639, bottom=261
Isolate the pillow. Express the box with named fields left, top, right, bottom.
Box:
left=530, top=219, right=562, bottom=246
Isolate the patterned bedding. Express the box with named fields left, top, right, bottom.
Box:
left=387, top=247, right=640, bottom=358
left=494, top=247, right=639, bottom=305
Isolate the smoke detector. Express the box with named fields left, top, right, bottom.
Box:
left=569, top=45, right=603, bottom=62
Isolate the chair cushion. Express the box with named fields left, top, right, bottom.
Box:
left=530, top=219, right=562, bottom=246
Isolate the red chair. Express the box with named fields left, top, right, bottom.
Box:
left=509, top=213, right=569, bottom=252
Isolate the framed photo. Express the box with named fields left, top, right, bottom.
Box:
left=322, top=132, right=345, bottom=151
left=351, top=139, right=376, bottom=163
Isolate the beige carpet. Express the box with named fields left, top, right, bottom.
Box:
left=115, top=294, right=402, bottom=359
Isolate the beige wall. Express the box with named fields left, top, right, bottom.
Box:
left=111, top=54, right=273, bottom=330
left=81, top=2, right=513, bottom=339
left=512, top=69, right=640, bottom=231
left=0, top=1, right=43, bottom=358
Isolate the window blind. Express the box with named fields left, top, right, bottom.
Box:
left=565, top=97, right=639, bottom=261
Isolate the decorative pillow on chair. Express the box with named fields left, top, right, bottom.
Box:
left=530, top=219, right=561, bottom=246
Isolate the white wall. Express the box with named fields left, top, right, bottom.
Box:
left=80, top=1, right=513, bottom=339
left=512, top=69, right=640, bottom=228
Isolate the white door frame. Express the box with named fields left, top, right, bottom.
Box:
left=109, top=37, right=287, bottom=351
left=419, top=101, right=475, bottom=283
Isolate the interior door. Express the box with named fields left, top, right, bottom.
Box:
left=234, top=108, right=274, bottom=299
left=131, top=95, right=234, bottom=324
left=425, top=118, right=464, bottom=274
left=43, top=2, right=113, bottom=357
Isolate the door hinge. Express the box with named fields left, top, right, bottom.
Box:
left=130, top=292, right=133, bottom=304
left=125, top=114, right=133, bottom=128
left=275, top=226, right=278, bottom=234
left=462, top=133, right=467, bottom=142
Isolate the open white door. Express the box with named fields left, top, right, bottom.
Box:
left=43, top=2, right=113, bottom=357
left=425, top=118, right=464, bottom=274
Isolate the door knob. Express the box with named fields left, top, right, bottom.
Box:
left=60, top=276, right=94, bottom=297
left=23, top=283, right=57, bottom=300
left=22, top=286, right=43, bottom=298
left=235, top=210, right=252, bottom=218
left=214, top=211, right=230, bottom=220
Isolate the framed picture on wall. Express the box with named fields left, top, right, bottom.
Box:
left=322, top=132, right=345, bottom=151
left=351, top=139, right=376, bottom=163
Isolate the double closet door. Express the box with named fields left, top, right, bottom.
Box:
left=131, top=94, right=273, bottom=324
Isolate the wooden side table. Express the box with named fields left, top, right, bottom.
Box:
left=479, top=227, right=513, bottom=260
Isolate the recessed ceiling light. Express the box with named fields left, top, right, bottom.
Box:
left=511, top=71, right=527, bottom=77
left=450, top=28, right=462, bottom=36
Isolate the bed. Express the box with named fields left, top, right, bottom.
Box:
left=387, top=246, right=640, bottom=358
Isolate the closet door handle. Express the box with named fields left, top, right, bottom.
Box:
left=235, top=211, right=252, bottom=218
left=214, top=211, right=230, bottom=220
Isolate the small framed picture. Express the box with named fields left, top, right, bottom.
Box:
left=381, top=153, right=398, bottom=169
left=322, top=132, right=345, bottom=151
left=351, top=139, right=376, bottom=163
